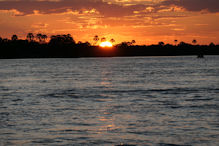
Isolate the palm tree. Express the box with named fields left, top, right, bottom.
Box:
left=101, top=37, right=106, bottom=42
left=110, top=38, right=115, bottom=44
left=174, top=39, right=178, bottom=46
left=37, top=33, right=43, bottom=42
left=41, top=34, right=47, bottom=42
left=11, top=35, right=18, bottom=41
left=192, top=39, right=197, bottom=45
left=27, top=33, right=34, bottom=42
left=93, top=35, right=99, bottom=45
left=158, top=41, right=165, bottom=46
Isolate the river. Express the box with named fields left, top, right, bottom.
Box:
left=0, top=56, right=218, bottom=145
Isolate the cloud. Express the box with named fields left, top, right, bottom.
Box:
left=0, top=0, right=146, bottom=17
left=162, top=0, right=219, bottom=12
left=0, top=0, right=218, bottom=19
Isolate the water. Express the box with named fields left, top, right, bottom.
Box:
left=0, top=56, right=219, bottom=146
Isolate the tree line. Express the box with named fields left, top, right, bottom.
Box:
left=0, top=33, right=218, bottom=58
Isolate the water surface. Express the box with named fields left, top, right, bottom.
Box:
left=0, top=56, right=219, bottom=145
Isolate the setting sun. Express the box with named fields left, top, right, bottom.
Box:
left=99, top=41, right=113, bottom=48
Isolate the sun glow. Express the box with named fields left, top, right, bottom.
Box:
left=99, top=41, right=113, bottom=47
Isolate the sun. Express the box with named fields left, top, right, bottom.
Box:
left=99, top=41, right=113, bottom=48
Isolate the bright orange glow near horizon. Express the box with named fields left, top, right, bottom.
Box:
left=0, top=0, right=219, bottom=45
left=99, top=41, right=113, bottom=48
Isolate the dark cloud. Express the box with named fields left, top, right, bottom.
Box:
left=0, top=0, right=146, bottom=17
left=162, top=0, right=219, bottom=12
left=1, top=0, right=218, bottom=19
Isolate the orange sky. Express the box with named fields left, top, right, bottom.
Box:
left=0, top=0, right=219, bottom=45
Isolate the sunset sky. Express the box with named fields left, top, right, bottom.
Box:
left=0, top=0, right=219, bottom=45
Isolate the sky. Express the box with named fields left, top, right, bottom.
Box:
left=0, top=0, right=219, bottom=45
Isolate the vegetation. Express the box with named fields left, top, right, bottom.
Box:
left=0, top=33, right=218, bottom=59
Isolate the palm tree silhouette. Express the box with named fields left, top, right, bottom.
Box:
left=27, top=33, right=34, bottom=42
left=110, top=38, right=115, bottom=44
left=101, top=37, right=106, bottom=42
left=174, top=39, right=178, bottom=46
left=37, top=33, right=43, bottom=42
left=11, top=35, right=18, bottom=41
left=41, top=34, right=47, bottom=42
left=158, top=41, right=165, bottom=46
left=93, top=35, right=99, bottom=45
left=192, top=39, right=197, bottom=45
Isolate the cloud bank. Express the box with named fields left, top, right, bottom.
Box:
left=0, top=0, right=218, bottom=18
left=0, top=0, right=146, bottom=17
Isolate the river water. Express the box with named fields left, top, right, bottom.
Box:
left=0, top=56, right=219, bottom=146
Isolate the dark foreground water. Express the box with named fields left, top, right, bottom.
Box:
left=0, top=56, right=219, bottom=146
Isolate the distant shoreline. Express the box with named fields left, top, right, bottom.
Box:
left=1, top=40, right=218, bottom=59
left=1, top=53, right=218, bottom=59
left=1, top=54, right=218, bottom=59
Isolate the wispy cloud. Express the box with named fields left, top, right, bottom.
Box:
left=162, top=0, right=219, bottom=12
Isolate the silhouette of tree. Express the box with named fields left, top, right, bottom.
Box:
left=66, top=34, right=75, bottom=43
left=101, top=37, right=106, bottom=42
left=178, top=41, right=191, bottom=47
left=118, top=41, right=135, bottom=47
left=174, top=39, right=178, bottom=46
left=2, top=38, right=9, bottom=43
left=131, top=40, right=136, bottom=45
left=127, top=42, right=132, bottom=46
left=37, top=33, right=43, bottom=42
left=209, top=42, right=215, bottom=47
left=0, top=37, right=2, bottom=42
left=50, top=35, right=56, bottom=40
left=49, top=34, right=75, bottom=45
left=158, top=41, right=165, bottom=46
left=117, top=42, right=129, bottom=48
left=41, top=34, right=47, bottom=42
left=11, top=35, right=18, bottom=41
left=93, top=35, right=99, bottom=45
left=50, top=35, right=62, bottom=44
left=77, top=41, right=82, bottom=44
left=192, top=39, right=197, bottom=45
left=84, top=41, right=91, bottom=46
left=179, top=41, right=186, bottom=46
left=27, top=33, right=34, bottom=42
left=77, top=41, right=91, bottom=47
left=110, top=38, right=115, bottom=44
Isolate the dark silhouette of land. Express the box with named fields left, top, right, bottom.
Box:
left=0, top=34, right=218, bottom=59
